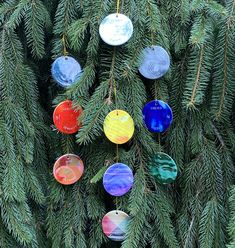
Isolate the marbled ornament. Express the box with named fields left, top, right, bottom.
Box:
left=149, top=153, right=178, bottom=184
left=139, top=46, right=170, bottom=79
left=52, top=56, right=82, bottom=87
left=142, top=100, right=173, bottom=133
left=53, top=154, right=84, bottom=185
left=53, top=100, right=82, bottom=134
left=99, top=13, right=133, bottom=46
left=103, top=163, right=134, bottom=196
left=103, top=110, right=135, bottom=144
left=102, top=210, right=130, bottom=242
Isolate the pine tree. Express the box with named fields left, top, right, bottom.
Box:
left=0, top=0, right=235, bottom=248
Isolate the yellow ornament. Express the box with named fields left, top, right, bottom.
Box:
left=103, top=110, right=135, bottom=144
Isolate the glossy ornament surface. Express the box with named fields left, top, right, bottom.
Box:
left=53, top=154, right=84, bottom=185
left=51, top=56, right=82, bottom=87
left=139, top=46, right=170, bottom=79
left=103, top=163, right=134, bottom=196
left=99, top=13, right=133, bottom=46
left=102, top=210, right=130, bottom=242
left=142, top=100, right=173, bottom=133
left=53, top=100, right=82, bottom=134
left=149, top=153, right=178, bottom=184
left=103, top=110, right=134, bottom=144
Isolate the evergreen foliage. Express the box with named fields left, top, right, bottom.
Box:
left=0, top=0, right=234, bottom=248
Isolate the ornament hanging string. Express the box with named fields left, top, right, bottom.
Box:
left=147, top=4, right=155, bottom=46
left=116, top=0, right=121, bottom=14
left=154, top=83, right=162, bottom=152
left=114, top=72, right=119, bottom=212
left=62, top=34, right=68, bottom=56
left=112, top=48, right=119, bottom=163
left=158, top=133, right=161, bottom=153
left=113, top=78, right=119, bottom=163
left=113, top=79, right=118, bottom=114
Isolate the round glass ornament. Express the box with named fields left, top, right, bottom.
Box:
left=51, top=56, right=82, bottom=87
left=53, top=154, right=84, bottom=185
left=149, top=152, right=178, bottom=184
left=103, top=110, right=135, bottom=144
left=103, top=163, right=134, bottom=196
left=142, top=100, right=173, bottom=133
left=53, top=100, right=83, bottom=134
left=102, top=210, right=130, bottom=242
left=99, top=13, right=133, bottom=46
left=139, top=46, right=170, bottom=79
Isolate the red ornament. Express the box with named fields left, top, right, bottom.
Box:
left=53, top=100, right=82, bottom=134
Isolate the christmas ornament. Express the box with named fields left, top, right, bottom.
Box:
left=102, top=210, right=130, bottom=242
left=139, top=46, right=170, bottom=79
left=53, top=154, right=84, bottom=185
left=103, top=163, right=134, bottom=196
left=51, top=56, right=82, bottom=87
left=149, top=153, right=178, bottom=184
left=142, top=100, right=173, bottom=133
left=103, top=110, right=134, bottom=144
left=99, top=13, right=133, bottom=46
left=53, top=100, right=82, bottom=134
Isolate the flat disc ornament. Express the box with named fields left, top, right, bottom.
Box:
left=53, top=100, right=83, bottom=134
left=103, top=163, right=134, bottom=196
left=53, top=154, right=84, bottom=185
left=149, top=153, right=178, bottom=184
left=99, top=13, right=133, bottom=46
left=51, top=56, right=82, bottom=87
left=102, top=210, right=130, bottom=242
left=139, top=46, right=170, bottom=79
left=103, top=110, right=135, bottom=144
left=142, top=100, right=173, bottom=133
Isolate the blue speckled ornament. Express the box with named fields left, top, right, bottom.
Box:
left=149, top=153, right=178, bottom=184
left=142, top=100, right=173, bottom=133
left=51, top=56, right=82, bottom=87
left=103, top=163, right=134, bottom=197
left=139, top=46, right=170, bottom=79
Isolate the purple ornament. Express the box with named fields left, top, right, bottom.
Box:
left=103, top=163, right=134, bottom=197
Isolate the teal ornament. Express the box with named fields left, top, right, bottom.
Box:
left=51, top=56, right=83, bottom=87
left=149, top=153, right=178, bottom=184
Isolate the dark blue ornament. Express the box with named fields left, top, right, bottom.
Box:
left=103, top=163, right=134, bottom=197
left=139, top=46, right=170, bottom=79
left=51, top=56, right=82, bottom=87
left=142, top=100, right=173, bottom=133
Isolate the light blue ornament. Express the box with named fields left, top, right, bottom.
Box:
left=139, top=46, right=170, bottom=79
left=51, top=56, right=83, bottom=87
left=99, top=13, right=133, bottom=46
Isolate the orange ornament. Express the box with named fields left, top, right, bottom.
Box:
left=53, top=154, right=84, bottom=185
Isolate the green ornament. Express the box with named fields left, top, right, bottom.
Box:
left=149, top=153, right=178, bottom=184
